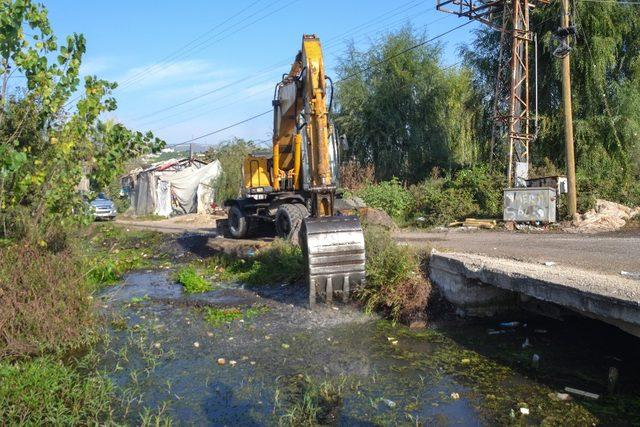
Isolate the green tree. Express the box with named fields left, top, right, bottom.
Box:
left=0, top=0, right=164, bottom=240
left=463, top=3, right=640, bottom=206
left=202, top=137, right=258, bottom=204
left=335, top=26, right=482, bottom=184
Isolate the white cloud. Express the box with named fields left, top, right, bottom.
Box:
left=116, top=59, right=233, bottom=91
left=80, top=56, right=114, bottom=76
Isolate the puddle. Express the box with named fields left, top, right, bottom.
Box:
left=96, top=270, right=640, bottom=425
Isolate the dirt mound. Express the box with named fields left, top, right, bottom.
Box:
left=566, top=199, right=639, bottom=233
left=358, top=207, right=398, bottom=230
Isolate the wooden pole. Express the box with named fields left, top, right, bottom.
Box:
left=561, top=0, right=578, bottom=219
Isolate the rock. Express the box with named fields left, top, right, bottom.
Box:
left=409, top=320, right=426, bottom=329
left=450, top=392, right=460, bottom=400
left=217, top=358, right=226, bottom=365
left=193, top=341, right=200, bottom=348
left=520, top=407, right=530, bottom=415
left=357, top=207, right=397, bottom=230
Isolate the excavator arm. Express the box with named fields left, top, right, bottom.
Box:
left=271, top=35, right=365, bottom=306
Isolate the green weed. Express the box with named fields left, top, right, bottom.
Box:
left=175, top=266, right=212, bottom=293
left=203, top=305, right=269, bottom=327
left=275, top=374, right=345, bottom=426
left=0, top=357, right=114, bottom=424
left=208, top=239, right=304, bottom=285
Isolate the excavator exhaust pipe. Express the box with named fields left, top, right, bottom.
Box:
left=301, top=215, right=366, bottom=307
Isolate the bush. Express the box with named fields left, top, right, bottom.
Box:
left=357, top=226, right=430, bottom=322
left=0, top=357, right=113, bottom=424
left=0, top=244, right=95, bottom=359
left=409, top=166, right=503, bottom=227
left=353, top=177, right=413, bottom=219
left=339, top=160, right=375, bottom=191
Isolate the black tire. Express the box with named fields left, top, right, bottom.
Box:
left=275, top=203, right=307, bottom=242
left=228, top=205, right=248, bottom=238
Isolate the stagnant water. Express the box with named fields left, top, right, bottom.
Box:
left=96, top=270, right=640, bottom=426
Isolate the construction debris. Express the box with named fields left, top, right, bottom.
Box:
left=566, top=199, right=639, bottom=233
left=448, top=218, right=497, bottom=229
left=564, top=387, right=600, bottom=400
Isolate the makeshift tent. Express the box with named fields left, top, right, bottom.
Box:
left=125, top=158, right=221, bottom=217
left=157, top=160, right=222, bottom=215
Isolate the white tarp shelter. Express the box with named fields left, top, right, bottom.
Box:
left=157, top=160, right=221, bottom=215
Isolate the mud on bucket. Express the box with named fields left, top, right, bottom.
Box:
left=300, top=215, right=366, bottom=307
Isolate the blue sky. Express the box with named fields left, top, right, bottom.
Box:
left=45, top=0, right=478, bottom=147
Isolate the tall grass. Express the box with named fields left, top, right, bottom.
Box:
left=0, top=244, right=95, bottom=359
left=356, top=226, right=431, bottom=323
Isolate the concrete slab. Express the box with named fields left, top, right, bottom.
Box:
left=430, top=251, right=640, bottom=337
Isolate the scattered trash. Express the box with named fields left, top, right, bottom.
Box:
left=488, top=329, right=509, bottom=335
left=382, top=398, right=397, bottom=408
left=217, top=358, right=226, bottom=366
left=531, top=354, right=540, bottom=369
left=620, top=271, right=640, bottom=280
left=207, top=332, right=214, bottom=337
left=390, top=340, right=398, bottom=346
left=543, top=261, right=557, bottom=266
left=520, top=407, right=530, bottom=415
left=555, top=392, right=571, bottom=401
left=281, top=343, right=290, bottom=349
left=153, top=342, right=161, bottom=349
left=499, top=321, right=521, bottom=328
left=250, top=361, right=256, bottom=365
left=450, top=392, right=460, bottom=400
left=193, top=341, right=200, bottom=348
left=416, top=216, right=426, bottom=222
left=461, top=358, right=471, bottom=365
left=534, top=329, right=548, bottom=334
left=564, top=387, right=600, bottom=400
left=229, top=360, right=237, bottom=367
left=608, top=367, right=619, bottom=394
left=387, top=337, right=396, bottom=341
left=521, top=338, right=531, bottom=349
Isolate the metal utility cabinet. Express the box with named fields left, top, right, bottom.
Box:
left=503, top=187, right=557, bottom=223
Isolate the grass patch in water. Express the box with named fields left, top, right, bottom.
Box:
left=0, top=357, right=114, bottom=424
left=275, top=374, right=344, bottom=426
left=205, top=239, right=304, bottom=285
left=203, top=305, right=270, bottom=327
left=176, top=266, right=212, bottom=293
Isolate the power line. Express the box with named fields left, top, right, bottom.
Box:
left=166, top=20, right=473, bottom=147
left=168, top=110, right=272, bottom=146
left=134, top=6, right=445, bottom=126
left=116, top=0, right=265, bottom=90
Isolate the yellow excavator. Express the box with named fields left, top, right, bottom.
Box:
left=224, top=34, right=365, bottom=306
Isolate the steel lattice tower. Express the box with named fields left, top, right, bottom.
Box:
left=437, top=0, right=547, bottom=186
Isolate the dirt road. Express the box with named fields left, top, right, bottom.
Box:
left=396, top=229, right=639, bottom=276
left=114, top=216, right=638, bottom=277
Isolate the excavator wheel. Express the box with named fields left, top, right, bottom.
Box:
left=228, top=205, right=248, bottom=238
left=275, top=203, right=308, bottom=243
left=301, top=215, right=366, bottom=307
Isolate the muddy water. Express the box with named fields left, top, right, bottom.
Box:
left=97, top=270, right=640, bottom=426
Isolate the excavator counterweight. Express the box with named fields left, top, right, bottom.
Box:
left=223, top=34, right=366, bottom=306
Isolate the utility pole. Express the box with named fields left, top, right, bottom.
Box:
left=560, top=0, right=578, bottom=219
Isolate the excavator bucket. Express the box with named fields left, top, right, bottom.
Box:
left=301, top=215, right=366, bottom=307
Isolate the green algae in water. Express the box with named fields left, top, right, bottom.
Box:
left=376, top=321, right=599, bottom=426
left=203, top=305, right=270, bottom=327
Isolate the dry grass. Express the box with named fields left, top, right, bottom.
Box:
left=339, top=160, right=375, bottom=191
left=0, top=244, right=95, bottom=359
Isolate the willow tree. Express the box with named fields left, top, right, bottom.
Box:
left=335, top=27, right=482, bottom=184
left=463, top=2, right=640, bottom=205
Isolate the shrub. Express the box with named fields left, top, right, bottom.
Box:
left=176, top=266, right=212, bottom=293
left=353, top=177, right=413, bottom=219
left=410, top=180, right=478, bottom=227
left=357, top=226, right=430, bottom=322
left=0, top=244, right=95, bottom=359
left=0, top=357, right=113, bottom=424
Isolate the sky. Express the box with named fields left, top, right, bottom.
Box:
left=44, top=0, right=479, bottom=148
